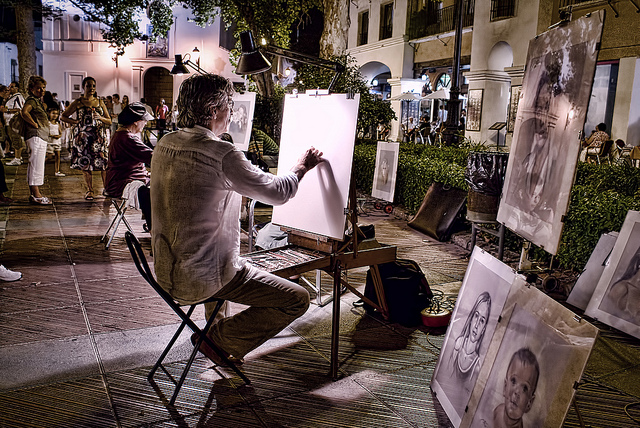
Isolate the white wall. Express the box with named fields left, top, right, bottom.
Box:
left=615, top=57, right=640, bottom=146
left=42, top=5, right=240, bottom=105
left=0, top=43, right=18, bottom=86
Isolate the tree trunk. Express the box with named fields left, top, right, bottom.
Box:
left=14, top=4, right=37, bottom=92
left=319, top=0, right=349, bottom=58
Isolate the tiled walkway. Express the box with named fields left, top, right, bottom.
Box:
left=0, top=159, right=638, bottom=427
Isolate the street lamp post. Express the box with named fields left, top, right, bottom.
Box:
left=442, top=0, right=465, bottom=146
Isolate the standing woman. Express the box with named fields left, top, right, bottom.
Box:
left=121, top=95, right=129, bottom=109
left=21, top=76, right=51, bottom=204
left=61, top=76, right=111, bottom=200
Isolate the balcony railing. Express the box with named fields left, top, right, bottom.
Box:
left=407, top=1, right=475, bottom=40
left=558, top=0, right=605, bottom=9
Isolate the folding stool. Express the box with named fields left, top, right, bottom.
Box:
left=124, top=232, right=250, bottom=405
left=101, top=197, right=134, bottom=249
left=102, top=180, right=146, bottom=250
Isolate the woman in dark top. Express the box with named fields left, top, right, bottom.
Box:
left=21, top=76, right=51, bottom=204
left=104, top=102, right=154, bottom=198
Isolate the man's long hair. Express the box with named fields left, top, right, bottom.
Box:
left=177, top=74, right=234, bottom=129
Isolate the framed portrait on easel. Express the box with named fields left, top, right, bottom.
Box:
left=460, top=278, right=599, bottom=428
left=229, top=91, right=256, bottom=151
left=466, top=89, right=483, bottom=132
left=497, top=11, right=605, bottom=255
left=371, top=141, right=399, bottom=202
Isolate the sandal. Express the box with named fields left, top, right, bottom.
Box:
left=30, top=195, right=52, bottom=205
left=84, top=191, right=94, bottom=200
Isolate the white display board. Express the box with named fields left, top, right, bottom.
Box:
left=566, top=232, right=618, bottom=310
left=272, top=92, right=360, bottom=240
left=586, top=210, right=640, bottom=339
left=371, top=141, right=399, bottom=202
left=229, top=91, right=256, bottom=151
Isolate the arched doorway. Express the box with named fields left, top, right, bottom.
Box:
left=143, top=67, right=173, bottom=114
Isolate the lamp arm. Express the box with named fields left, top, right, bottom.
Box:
left=184, top=59, right=206, bottom=74
left=263, top=45, right=341, bottom=72
left=262, top=45, right=345, bottom=92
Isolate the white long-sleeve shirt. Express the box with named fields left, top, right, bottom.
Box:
left=151, top=125, right=299, bottom=304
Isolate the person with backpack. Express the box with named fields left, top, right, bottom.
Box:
left=4, top=82, right=26, bottom=165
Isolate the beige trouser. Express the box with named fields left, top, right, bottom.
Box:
left=204, top=264, right=310, bottom=358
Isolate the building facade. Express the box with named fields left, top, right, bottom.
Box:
left=347, top=0, right=640, bottom=147
left=41, top=4, right=242, bottom=111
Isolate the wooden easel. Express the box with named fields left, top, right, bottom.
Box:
left=245, top=170, right=396, bottom=379
left=285, top=172, right=396, bottom=379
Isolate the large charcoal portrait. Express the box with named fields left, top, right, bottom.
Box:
left=431, top=248, right=514, bottom=427
left=460, top=278, right=599, bottom=428
left=497, top=11, right=604, bottom=255
left=467, top=305, right=572, bottom=428
left=586, top=210, right=640, bottom=339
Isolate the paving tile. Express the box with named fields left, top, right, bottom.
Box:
left=0, top=377, right=116, bottom=428
left=0, top=306, right=89, bottom=346
left=0, top=280, right=80, bottom=313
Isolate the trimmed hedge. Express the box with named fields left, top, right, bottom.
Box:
left=353, top=142, right=640, bottom=271
left=354, top=142, right=469, bottom=213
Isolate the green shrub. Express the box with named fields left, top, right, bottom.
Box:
left=556, top=185, right=640, bottom=270
left=354, top=143, right=468, bottom=214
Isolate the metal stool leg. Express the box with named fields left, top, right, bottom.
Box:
left=102, top=199, right=132, bottom=249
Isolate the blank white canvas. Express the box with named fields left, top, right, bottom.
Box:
left=272, top=93, right=360, bottom=240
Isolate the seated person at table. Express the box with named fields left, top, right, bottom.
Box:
left=151, top=73, right=323, bottom=365
left=580, top=122, right=609, bottom=162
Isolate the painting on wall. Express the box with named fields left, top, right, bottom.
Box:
left=586, top=210, right=640, bottom=339
left=497, top=11, right=605, bottom=255
left=507, top=85, right=521, bottom=133
left=460, top=278, right=599, bottom=428
left=371, top=141, right=400, bottom=202
left=466, top=89, right=483, bottom=132
left=431, top=248, right=515, bottom=427
left=146, top=26, right=169, bottom=58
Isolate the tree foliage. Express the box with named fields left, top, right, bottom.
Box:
left=68, top=0, right=322, bottom=51
left=292, top=55, right=396, bottom=137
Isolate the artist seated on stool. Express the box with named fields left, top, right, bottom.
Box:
left=150, top=73, right=324, bottom=366
left=104, top=102, right=154, bottom=230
